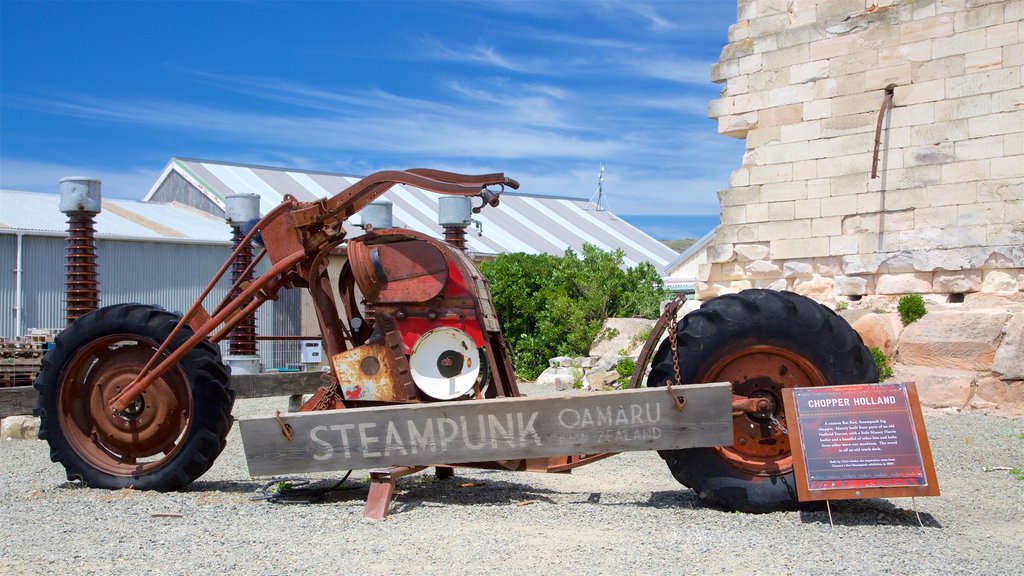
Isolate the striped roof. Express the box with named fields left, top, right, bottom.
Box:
left=0, top=189, right=230, bottom=243
left=147, top=158, right=678, bottom=269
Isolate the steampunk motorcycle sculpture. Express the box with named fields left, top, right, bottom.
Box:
left=34, top=169, right=877, bottom=515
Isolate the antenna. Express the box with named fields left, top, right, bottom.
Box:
left=586, top=164, right=608, bottom=212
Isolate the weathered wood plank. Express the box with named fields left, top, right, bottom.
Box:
left=0, top=372, right=327, bottom=419
left=0, top=386, right=37, bottom=419
left=239, top=382, right=733, bottom=477
left=229, top=371, right=325, bottom=399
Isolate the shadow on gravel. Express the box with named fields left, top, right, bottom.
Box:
left=798, top=498, right=942, bottom=528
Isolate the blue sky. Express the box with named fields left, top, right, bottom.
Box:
left=1, top=1, right=742, bottom=235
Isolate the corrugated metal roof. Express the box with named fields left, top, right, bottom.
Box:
left=146, top=157, right=679, bottom=269
left=0, top=190, right=232, bottom=243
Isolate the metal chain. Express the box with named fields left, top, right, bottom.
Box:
left=769, top=412, right=789, bottom=436
left=664, top=302, right=686, bottom=411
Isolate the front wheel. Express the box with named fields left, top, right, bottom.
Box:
left=648, top=289, right=877, bottom=512
left=34, top=304, right=234, bottom=490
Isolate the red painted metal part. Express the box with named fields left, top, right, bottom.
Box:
left=65, top=213, right=100, bottom=324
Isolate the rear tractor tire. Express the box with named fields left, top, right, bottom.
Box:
left=34, top=304, right=234, bottom=491
left=648, top=289, right=877, bottom=513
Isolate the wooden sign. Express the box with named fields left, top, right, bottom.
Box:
left=782, top=382, right=939, bottom=502
left=239, top=383, right=732, bottom=477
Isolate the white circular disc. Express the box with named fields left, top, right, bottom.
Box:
left=409, top=327, right=480, bottom=400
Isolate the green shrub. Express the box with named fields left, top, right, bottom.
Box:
left=571, top=368, right=583, bottom=389
left=614, top=357, right=636, bottom=387
left=835, top=300, right=848, bottom=311
left=871, top=346, right=894, bottom=381
left=480, top=244, right=667, bottom=380
left=897, top=294, right=927, bottom=325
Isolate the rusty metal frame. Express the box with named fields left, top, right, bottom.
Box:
left=107, top=170, right=517, bottom=415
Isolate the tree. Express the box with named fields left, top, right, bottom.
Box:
left=480, top=244, right=666, bottom=380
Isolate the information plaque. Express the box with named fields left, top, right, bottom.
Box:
left=782, top=382, right=939, bottom=502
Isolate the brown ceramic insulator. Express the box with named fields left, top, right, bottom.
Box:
left=443, top=226, right=467, bottom=251
left=229, top=226, right=258, bottom=355
left=65, top=214, right=100, bottom=324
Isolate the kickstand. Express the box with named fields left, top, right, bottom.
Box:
left=363, top=466, right=427, bottom=520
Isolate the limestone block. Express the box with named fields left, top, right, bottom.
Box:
left=768, top=83, right=814, bottom=107
left=934, top=93, right=991, bottom=122
left=983, top=270, right=1019, bottom=291
left=749, top=164, right=792, bottom=185
left=698, top=263, right=712, bottom=282
left=803, top=99, right=832, bottom=121
left=955, top=135, right=1004, bottom=160
left=933, top=270, right=982, bottom=293
left=827, top=131, right=873, bottom=157
left=933, top=28, right=988, bottom=59
left=911, top=119, right=969, bottom=145
left=0, top=416, right=40, bottom=440
left=720, top=262, right=747, bottom=281
left=893, top=364, right=973, bottom=408
left=721, top=206, right=746, bottom=226
left=831, top=92, right=882, bottom=116
left=728, top=280, right=754, bottom=292
left=753, top=278, right=788, bottom=291
left=978, top=249, right=1023, bottom=269
left=876, top=272, right=934, bottom=294
left=790, top=60, right=830, bottom=85
left=866, top=63, right=912, bottom=91
left=928, top=182, right=977, bottom=206
left=915, top=206, right=958, bottom=228
left=759, top=104, right=804, bottom=128
left=792, top=160, right=817, bottom=180
left=946, top=68, right=1022, bottom=100
left=733, top=92, right=768, bottom=114
left=836, top=275, right=870, bottom=296
left=589, top=318, right=657, bottom=360
left=986, top=21, right=1019, bottom=48
left=809, top=35, right=856, bottom=60
left=761, top=43, right=809, bottom=71
left=815, top=257, right=845, bottom=277
left=852, top=312, right=901, bottom=356
left=965, top=47, right=1003, bottom=74
left=905, top=142, right=955, bottom=166
left=899, top=15, right=954, bottom=44
left=974, top=377, right=1024, bottom=415
left=734, top=244, right=770, bottom=261
left=747, top=259, right=782, bottom=279
left=898, top=310, right=1009, bottom=371
left=718, top=112, right=759, bottom=138
left=792, top=274, right=834, bottom=302
left=794, top=199, right=820, bottom=219
left=992, top=313, right=1024, bottom=380
left=769, top=201, right=795, bottom=220
left=958, top=201, right=1005, bottom=227
left=915, top=54, right=967, bottom=84
left=696, top=282, right=727, bottom=300
left=969, top=110, right=1024, bottom=138
left=953, top=2, right=1005, bottom=31
left=992, top=155, right=1024, bottom=179
left=783, top=260, right=814, bottom=278
left=841, top=213, right=880, bottom=235
left=829, top=235, right=858, bottom=256
left=709, top=244, right=735, bottom=264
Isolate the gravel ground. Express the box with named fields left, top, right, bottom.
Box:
left=1, top=383, right=1022, bottom=576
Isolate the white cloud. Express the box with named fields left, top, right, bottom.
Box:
left=0, top=158, right=161, bottom=199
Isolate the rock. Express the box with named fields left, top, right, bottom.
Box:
left=537, top=367, right=576, bottom=391
left=549, top=356, right=572, bottom=368
left=588, top=318, right=657, bottom=359
left=963, top=291, right=1024, bottom=310
left=892, top=365, right=974, bottom=409
left=852, top=313, right=901, bottom=356
left=992, top=314, right=1024, bottom=380
left=974, top=377, right=1024, bottom=415
left=584, top=368, right=619, bottom=391
left=0, top=416, right=40, bottom=440
left=709, top=244, right=735, bottom=264
left=897, top=310, right=1009, bottom=371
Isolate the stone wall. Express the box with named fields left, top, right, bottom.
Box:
left=702, top=0, right=1023, bottom=302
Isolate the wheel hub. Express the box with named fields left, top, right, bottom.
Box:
left=703, top=345, right=827, bottom=475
